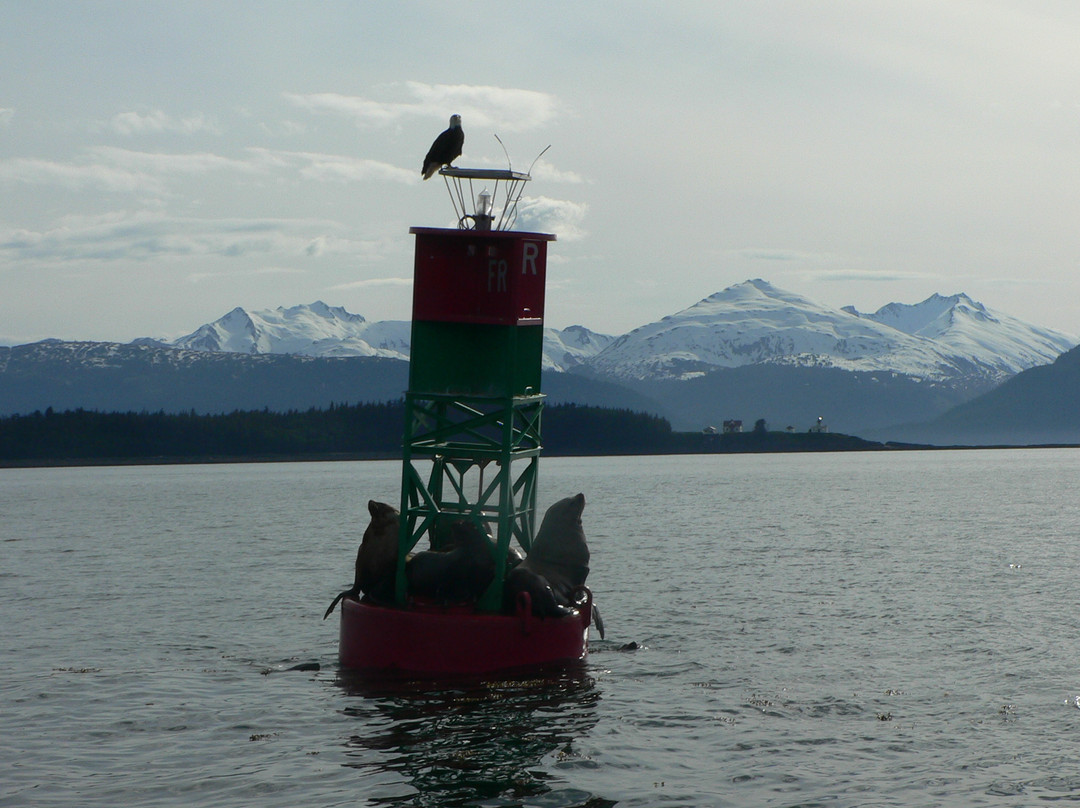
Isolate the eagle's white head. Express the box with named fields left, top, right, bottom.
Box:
left=449, top=114, right=462, bottom=128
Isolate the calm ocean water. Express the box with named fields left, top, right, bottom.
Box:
left=4, top=450, right=1080, bottom=807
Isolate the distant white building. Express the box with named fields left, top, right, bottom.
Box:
left=810, top=416, right=829, bottom=433
left=723, top=419, right=743, bottom=434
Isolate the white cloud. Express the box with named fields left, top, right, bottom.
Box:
left=109, top=109, right=222, bottom=136
left=529, top=162, right=585, bottom=184
left=0, top=147, right=261, bottom=196
left=808, top=268, right=937, bottom=284
left=403, top=82, right=560, bottom=132
left=248, top=148, right=416, bottom=184
left=257, top=119, right=309, bottom=137
left=514, top=196, right=588, bottom=240
left=0, top=156, right=159, bottom=193
left=285, top=82, right=560, bottom=133
left=90, top=146, right=258, bottom=176
left=1, top=144, right=415, bottom=203
left=0, top=211, right=385, bottom=264
left=735, top=248, right=836, bottom=263
left=186, top=265, right=306, bottom=284
left=282, top=92, right=405, bottom=125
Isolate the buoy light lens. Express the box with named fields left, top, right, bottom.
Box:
left=477, top=190, right=493, bottom=217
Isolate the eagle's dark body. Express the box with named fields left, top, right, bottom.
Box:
left=422, top=114, right=464, bottom=180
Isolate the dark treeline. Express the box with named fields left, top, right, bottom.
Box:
left=542, top=403, right=674, bottom=454
left=0, top=403, right=404, bottom=462
left=0, top=402, right=882, bottom=465
left=0, top=402, right=678, bottom=463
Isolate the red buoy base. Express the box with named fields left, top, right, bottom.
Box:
left=338, top=592, right=591, bottom=675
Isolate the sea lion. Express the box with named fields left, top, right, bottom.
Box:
left=406, top=519, right=496, bottom=603
left=503, top=565, right=576, bottom=619
left=522, top=493, right=590, bottom=602
left=323, top=500, right=400, bottom=618
left=505, top=493, right=605, bottom=637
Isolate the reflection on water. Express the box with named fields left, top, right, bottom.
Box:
left=334, top=665, right=613, bottom=808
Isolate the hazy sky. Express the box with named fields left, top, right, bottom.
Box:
left=3, top=1, right=1080, bottom=344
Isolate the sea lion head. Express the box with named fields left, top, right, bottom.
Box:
left=367, top=499, right=398, bottom=523
left=530, top=493, right=588, bottom=569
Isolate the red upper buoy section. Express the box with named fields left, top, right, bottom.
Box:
left=409, top=228, right=555, bottom=326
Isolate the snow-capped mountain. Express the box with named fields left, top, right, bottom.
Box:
left=543, top=325, right=616, bottom=371
left=170, top=301, right=614, bottom=371
left=172, top=301, right=411, bottom=360
left=165, top=284, right=1075, bottom=386
left=588, top=279, right=1075, bottom=383
left=164, top=283, right=1075, bottom=384
left=842, top=293, right=1073, bottom=377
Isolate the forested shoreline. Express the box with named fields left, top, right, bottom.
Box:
left=0, top=402, right=883, bottom=467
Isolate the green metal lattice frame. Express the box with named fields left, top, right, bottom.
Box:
left=395, top=391, right=544, bottom=611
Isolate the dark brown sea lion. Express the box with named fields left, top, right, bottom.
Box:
left=522, top=493, right=590, bottom=601
left=323, top=500, right=400, bottom=618
left=505, top=493, right=605, bottom=637
left=405, top=519, right=496, bottom=603
left=503, top=565, right=576, bottom=619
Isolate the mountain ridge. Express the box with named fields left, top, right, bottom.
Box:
left=147, top=280, right=1075, bottom=385
left=2, top=280, right=1076, bottom=444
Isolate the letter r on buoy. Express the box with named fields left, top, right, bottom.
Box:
left=522, top=242, right=539, bottom=274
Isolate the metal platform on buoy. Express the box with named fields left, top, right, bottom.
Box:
left=437, top=166, right=533, bottom=232
left=335, top=163, right=596, bottom=675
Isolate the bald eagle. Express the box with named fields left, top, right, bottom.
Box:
left=422, top=114, right=464, bottom=180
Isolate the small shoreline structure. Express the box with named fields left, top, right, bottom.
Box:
left=328, top=165, right=599, bottom=675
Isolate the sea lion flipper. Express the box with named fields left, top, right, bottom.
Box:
left=592, top=603, right=605, bottom=639
left=322, top=587, right=356, bottom=620
left=322, top=596, right=341, bottom=620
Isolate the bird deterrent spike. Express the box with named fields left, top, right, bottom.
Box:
left=494, top=133, right=513, bottom=172
left=527, top=145, right=552, bottom=178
